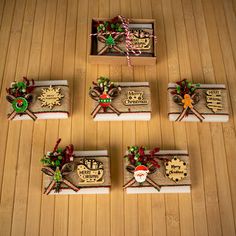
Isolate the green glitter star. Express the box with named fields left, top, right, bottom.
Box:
left=106, top=34, right=115, bottom=46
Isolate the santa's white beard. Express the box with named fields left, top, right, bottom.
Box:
left=134, top=171, right=148, bottom=183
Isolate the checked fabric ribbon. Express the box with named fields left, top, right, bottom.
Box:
left=41, top=164, right=79, bottom=195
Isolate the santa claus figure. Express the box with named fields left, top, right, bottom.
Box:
left=134, top=165, right=149, bottom=183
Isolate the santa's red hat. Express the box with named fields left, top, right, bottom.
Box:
left=135, top=165, right=149, bottom=172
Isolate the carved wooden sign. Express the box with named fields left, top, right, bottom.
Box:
left=77, top=159, right=104, bottom=184
left=165, top=157, right=187, bottom=182
left=38, top=86, right=64, bottom=110
left=206, top=90, right=223, bottom=113
left=131, top=29, right=151, bottom=50
left=123, top=90, right=148, bottom=106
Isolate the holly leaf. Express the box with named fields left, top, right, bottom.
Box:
left=57, top=148, right=63, bottom=153
left=17, top=81, right=27, bottom=89
left=176, top=85, right=181, bottom=94
left=136, top=162, right=142, bottom=166
left=104, top=21, right=108, bottom=27
left=55, top=160, right=61, bottom=166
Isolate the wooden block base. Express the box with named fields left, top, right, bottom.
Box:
left=126, top=186, right=191, bottom=194
left=168, top=114, right=229, bottom=122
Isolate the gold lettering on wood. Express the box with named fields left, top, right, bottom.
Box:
left=38, top=86, right=64, bottom=109
left=165, top=157, right=187, bottom=182
left=130, top=29, right=151, bottom=50
left=123, top=91, right=148, bottom=106
left=77, top=159, right=104, bottom=184
left=206, top=90, right=223, bottom=113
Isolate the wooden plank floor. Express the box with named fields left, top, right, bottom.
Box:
left=0, top=0, right=236, bottom=235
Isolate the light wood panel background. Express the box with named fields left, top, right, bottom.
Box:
left=0, top=0, right=235, bottom=235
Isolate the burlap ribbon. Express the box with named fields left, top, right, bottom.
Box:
left=6, top=94, right=37, bottom=121
left=89, top=87, right=121, bottom=118
left=173, top=93, right=205, bottom=122
left=41, top=163, right=79, bottom=195
left=123, top=165, right=161, bottom=191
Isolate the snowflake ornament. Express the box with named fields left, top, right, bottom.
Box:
left=38, top=86, right=64, bottom=110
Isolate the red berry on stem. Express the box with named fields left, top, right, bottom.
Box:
left=17, top=99, right=23, bottom=106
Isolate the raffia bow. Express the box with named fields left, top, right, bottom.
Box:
left=173, top=93, right=205, bottom=122
left=97, top=34, right=125, bottom=55
left=123, top=146, right=165, bottom=191
left=6, top=94, right=37, bottom=121
left=41, top=163, right=79, bottom=195
left=123, top=165, right=161, bottom=191
left=171, top=79, right=205, bottom=122
left=89, top=78, right=121, bottom=118
left=6, top=77, right=37, bottom=121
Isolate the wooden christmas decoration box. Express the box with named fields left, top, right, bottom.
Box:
left=89, top=16, right=157, bottom=66
left=6, top=78, right=70, bottom=121
left=123, top=146, right=191, bottom=194
left=89, top=77, right=151, bottom=121
left=168, top=79, right=229, bottom=122
left=41, top=139, right=111, bottom=195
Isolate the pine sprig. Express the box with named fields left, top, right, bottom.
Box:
left=91, top=77, right=120, bottom=94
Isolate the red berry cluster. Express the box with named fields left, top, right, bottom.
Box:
left=41, top=139, right=74, bottom=170
left=171, top=79, right=200, bottom=98
left=6, top=77, right=35, bottom=98
left=127, top=146, right=160, bottom=168
left=95, top=16, right=124, bottom=33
